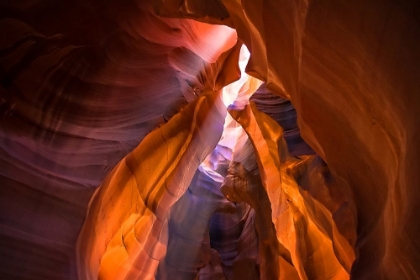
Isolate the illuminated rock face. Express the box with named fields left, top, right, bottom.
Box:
left=1, top=0, right=419, bottom=280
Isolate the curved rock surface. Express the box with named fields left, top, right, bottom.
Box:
left=0, top=0, right=419, bottom=279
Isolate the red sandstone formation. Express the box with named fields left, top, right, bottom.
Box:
left=0, top=0, right=419, bottom=279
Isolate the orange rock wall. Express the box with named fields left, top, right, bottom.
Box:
left=0, top=0, right=419, bottom=279
left=158, top=0, right=420, bottom=278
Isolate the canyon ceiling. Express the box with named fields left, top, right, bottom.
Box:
left=0, top=0, right=419, bottom=279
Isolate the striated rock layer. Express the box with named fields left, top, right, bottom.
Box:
left=0, top=0, right=419, bottom=279
left=0, top=0, right=236, bottom=278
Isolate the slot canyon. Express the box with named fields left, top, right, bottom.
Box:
left=0, top=0, right=419, bottom=279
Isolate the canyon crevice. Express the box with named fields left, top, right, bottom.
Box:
left=0, top=0, right=419, bottom=279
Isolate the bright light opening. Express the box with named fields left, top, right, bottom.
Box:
left=200, top=44, right=263, bottom=183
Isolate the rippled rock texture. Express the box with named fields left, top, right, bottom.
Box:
left=1, top=0, right=420, bottom=279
